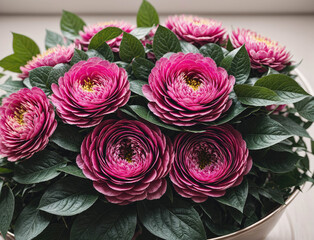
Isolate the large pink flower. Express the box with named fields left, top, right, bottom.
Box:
left=165, top=15, right=226, bottom=46
left=0, top=87, right=57, bottom=162
left=170, top=125, right=252, bottom=203
left=19, top=44, right=75, bottom=79
left=51, top=57, right=130, bottom=128
left=76, top=21, right=135, bottom=51
left=76, top=119, right=174, bottom=205
left=231, top=28, right=291, bottom=71
left=143, top=53, right=235, bottom=126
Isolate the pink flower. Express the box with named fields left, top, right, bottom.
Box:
left=231, top=28, right=291, bottom=71
left=265, top=104, right=287, bottom=115
left=170, top=125, right=252, bottom=203
left=143, top=53, right=235, bottom=126
left=165, top=15, right=226, bottom=46
left=51, top=57, right=130, bottom=128
left=0, top=87, right=57, bottom=162
left=76, top=21, right=135, bottom=51
left=76, top=119, right=174, bottom=205
left=19, top=44, right=75, bottom=79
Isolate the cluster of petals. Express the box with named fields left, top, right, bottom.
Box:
left=231, top=28, right=291, bottom=71
left=19, top=44, right=75, bottom=79
left=165, top=15, right=226, bottom=46
left=0, top=87, right=57, bottom=161
left=76, top=21, right=135, bottom=51
left=76, top=119, right=174, bottom=205
left=143, top=53, right=235, bottom=126
left=51, top=57, right=130, bottom=128
left=170, top=124, right=252, bottom=203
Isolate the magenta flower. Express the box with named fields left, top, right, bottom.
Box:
left=19, top=44, right=75, bottom=79
left=142, top=53, right=235, bottom=126
left=76, top=119, right=174, bottom=205
left=51, top=57, right=130, bottom=128
left=265, top=104, right=287, bottom=115
left=0, top=88, right=57, bottom=162
left=165, top=15, right=226, bottom=46
left=170, top=125, right=252, bottom=203
left=231, top=28, right=291, bottom=71
left=76, top=21, right=135, bottom=51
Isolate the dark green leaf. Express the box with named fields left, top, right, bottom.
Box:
left=0, top=167, right=13, bottom=174
left=86, top=49, right=106, bottom=59
left=255, top=74, right=309, bottom=103
left=244, top=214, right=259, bottom=228
left=70, top=49, right=88, bottom=65
left=129, top=80, right=147, bottom=97
left=153, top=25, right=181, bottom=59
left=138, top=200, right=206, bottom=240
left=13, top=150, right=67, bottom=184
left=120, top=32, right=145, bottom=63
left=226, top=38, right=234, bottom=51
left=34, top=223, right=69, bottom=240
left=23, top=77, right=32, bottom=89
left=29, top=66, right=53, bottom=94
left=15, top=200, right=51, bottom=240
left=228, top=207, right=243, bottom=225
left=132, top=57, right=154, bottom=80
left=180, top=41, right=200, bottom=54
left=89, top=27, right=122, bottom=50
left=12, top=32, right=40, bottom=61
left=57, top=165, right=86, bottom=179
left=0, top=180, right=3, bottom=193
left=45, top=30, right=65, bottom=49
left=258, top=187, right=285, bottom=205
left=0, top=77, right=24, bottom=95
left=60, top=10, right=86, bottom=40
left=38, top=177, right=98, bottom=216
left=216, top=179, right=248, bottom=213
left=130, top=27, right=152, bottom=39
left=47, top=63, right=71, bottom=85
left=204, top=219, right=239, bottom=236
left=199, top=43, right=224, bottom=65
left=0, top=186, right=14, bottom=237
left=295, top=97, right=314, bottom=122
left=70, top=202, right=137, bottom=240
left=137, top=0, right=159, bottom=27
left=0, top=54, right=25, bottom=73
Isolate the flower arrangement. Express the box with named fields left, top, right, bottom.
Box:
left=0, top=1, right=313, bottom=239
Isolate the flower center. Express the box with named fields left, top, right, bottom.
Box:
left=249, top=32, right=278, bottom=47
left=184, top=75, right=202, bottom=91
left=14, top=106, right=26, bottom=125
left=119, top=139, right=135, bottom=163
left=81, top=78, right=95, bottom=92
left=198, top=149, right=218, bottom=169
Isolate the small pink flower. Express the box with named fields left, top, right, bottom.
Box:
left=51, top=57, right=130, bottom=128
left=170, top=125, right=252, bottom=203
left=165, top=15, right=226, bottom=46
left=76, top=119, right=174, bottom=205
left=265, top=104, right=287, bottom=115
left=76, top=21, right=135, bottom=51
left=0, top=87, right=57, bottom=161
left=19, top=44, right=75, bottom=79
left=231, top=28, right=291, bottom=71
left=143, top=53, right=235, bottom=126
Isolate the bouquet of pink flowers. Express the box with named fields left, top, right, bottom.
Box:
left=0, top=1, right=313, bottom=239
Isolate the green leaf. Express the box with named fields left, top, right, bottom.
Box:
left=137, top=0, right=159, bottom=27
left=0, top=186, right=14, bottom=237
left=240, top=116, right=292, bottom=150
left=234, top=84, right=281, bottom=106
left=138, top=200, right=206, bottom=240
left=29, top=66, right=53, bottom=94
left=57, top=165, right=86, bottom=179
left=60, top=10, right=86, bottom=40
left=204, top=219, right=239, bottom=236
left=128, top=105, right=181, bottom=131
left=0, top=167, right=13, bottom=174
left=15, top=200, right=51, bottom=240
left=295, top=97, right=314, bottom=122
left=38, top=177, right=98, bottom=216
left=45, top=30, right=65, bottom=49
left=226, top=38, right=234, bottom=51
left=199, top=43, right=224, bottom=65
left=47, top=63, right=71, bottom=85
left=0, top=54, right=25, bottom=73
left=220, top=45, right=250, bottom=84
left=12, top=32, right=40, bottom=61
left=216, top=179, right=248, bottom=213
left=89, top=27, right=122, bottom=50
left=70, top=202, right=137, bottom=240
left=0, top=77, right=24, bottom=95
left=270, top=115, right=311, bottom=138
left=255, top=151, right=302, bottom=173
left=153, top=25, right=181, bottom=59
left=119, top=32, right=145, bottom=63
left=33, top=223, right=69, bottom=240
left=0, top=180, right=3, bottom=193
left=255, top=74, right=309, bottom=103
left=70, top=49, right=88, bottom=65
left=132, top=57, right=154, bottom=80
left=180, top=41, right=200, bottom=54
left=130, top=27, right=152, bottom=39
left=13, top=150, right=67, bottom=184
left=129, top=80, right=147, bottom=97
left=50, top=124, right=84, bottom=152
left=23, top=77, right=32, bottom=89
left=258, top=187, right=285, bottom=205
left=86, top=49, right=106, bottom=59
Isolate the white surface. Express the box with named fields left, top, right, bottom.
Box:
left=0, top=14, right=314, bottom=239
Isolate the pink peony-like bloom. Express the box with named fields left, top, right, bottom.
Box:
left=0, top=87, right=57, bottom=162
left=19, top=44, right=75, bottom=79
left=231, top=28, right=291, bottom=71
left=143, top=53, right=235, bottom=126
left=170, top=124, right=252, bottom=203
left=76, top=21, right=135, bottom=51
left=51, top=57, right=130, bottom=128
left=76, top=119, right=174, bottom=205
left=165, top=15, right=226, bottom=46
